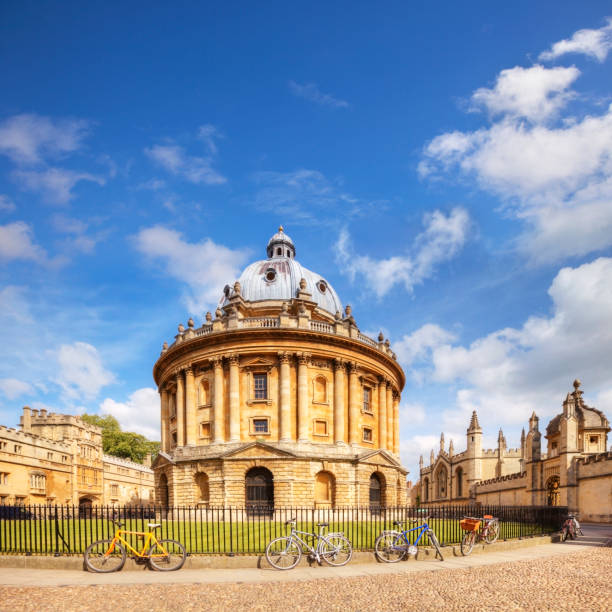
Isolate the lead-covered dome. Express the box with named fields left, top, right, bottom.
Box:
left=219, top=227, right=343, bottom=316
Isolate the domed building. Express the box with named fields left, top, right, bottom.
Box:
left=152, top=227, right=407, bottom=509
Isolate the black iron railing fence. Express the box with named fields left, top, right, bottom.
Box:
left=0, top=504, right=567, bottom=555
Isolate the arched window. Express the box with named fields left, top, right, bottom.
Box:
left=159, top=473, right=169, bottom=507
left=436, top=466, right=448, bottom=499
left=369, top=472, right=385, bottom=511
left=546, top=475, right=560, bottom=506
left=313, top=376, right=327, bottom=403
left=422, top=477, right=429, bottom=502
left=199, top=380, right=210, bottom=406
left=195, top=472, right=209, bottom=504
left=277, top=247, right=282, bottom=255
left=315, top=471, right=335, bottom=507
left=455, top=467, right=463, bottom=497
left=246, top=467, right=274, bottom=515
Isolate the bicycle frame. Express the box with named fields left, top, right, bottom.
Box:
left=287, top=526, right=329, bottom=561
left=106, top=525, right=169, bottom=559
left=395, top=520, right=432, bottom=548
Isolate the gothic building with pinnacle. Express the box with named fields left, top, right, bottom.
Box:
left=152, top=228, right=407, bottom=509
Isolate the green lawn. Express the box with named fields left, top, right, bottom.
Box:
left=0, top=516, right=545, bottom=555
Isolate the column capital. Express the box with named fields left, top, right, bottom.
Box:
left=228, top=353, right=239, bottom=366
left=349, top=361, right=359, bottom=374
left=211, top=356, right=223, bottom=368
left=184, top=365, right=194, bottom=376
left=333, top=358, right=346, bottom=371
left=277, top=351, right=292, bottom=364
left=298, top=352, right=311, bottom=365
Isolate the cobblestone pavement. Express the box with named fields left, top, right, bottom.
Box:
left=1, top=547, right=610, bottom=611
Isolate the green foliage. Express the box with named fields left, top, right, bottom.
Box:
left=82, top=413, right=160, bottom=464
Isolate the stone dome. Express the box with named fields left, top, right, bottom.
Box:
left=219, top=227, right=343, bottom=316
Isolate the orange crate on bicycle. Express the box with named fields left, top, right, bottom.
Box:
left=460, top=518, right=481, bottom=532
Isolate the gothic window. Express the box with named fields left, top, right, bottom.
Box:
left=436, top=466, right=448, bottom=499
left=455, top=467, right=463, bottom=497
left=315, top=471, right=335, bottom=506
left=422, top=477, right=429, bottom=502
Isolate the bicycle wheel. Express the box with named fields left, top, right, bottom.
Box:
left=485, top=520, right=499, bottom=544
left=265, top=536, right=302, bottom=570
left=560, top=526, right=568, bottom=542
left=147, top=539, right=186, bottom=571
left=568, top=524, right=576, bottom=540
left=374, top=531, right=406, bottom=563
left=321, top=534, right=353, bottom=567
left=84, top=539, right=126, bottom=573
left=428, top=530, right=444, bottom=561
left=460, top=531, right=475, bottom=556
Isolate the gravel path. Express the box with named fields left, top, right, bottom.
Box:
left=1, top=547, right=610, bottom=611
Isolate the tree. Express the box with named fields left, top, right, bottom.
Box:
left=82, top=413, right=160, bottom=464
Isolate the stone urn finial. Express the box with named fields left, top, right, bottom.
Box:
left=281, top=301, right=289, bottom=313
left=573, top=378, right=581, bottom=390
left=187, top=317, right=194, bottom=328
left=178, top=323, right=185, bottom=333
left=205, top=311, right=212, bottom=323
left=378, top=331, right=384, bottom=342
left=335, top=310, right=341, bottom=320
left=233, top=281, right=241, bottom=295
left=299, top=277, right=307, bottom=291
left=162, top=341, right=168, bottom=351
left=345, top=304, right=352, bottom=317
left=215, top=307, right=222, bottom=319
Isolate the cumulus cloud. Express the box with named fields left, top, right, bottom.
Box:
left=539, top=18, right=612, bottom=62
left=0, top=113, right=90, bottom=165
left=336, top=208, right=470, bottom=298
left=13, top=167, right=105, bottom=204
left=288, top=81, right=349, bottom=108
left=0, top=221, right=47, bottom=263
left=56, top=342, right=115, bottom=400
left=145, top=126, right=226, bottom=185
left=133, top=225, right=250, bottom=313
left=0, top=195, right=16, bottom=213
left=407, top=257, right=612, bottom=433
left=0, top=378, right=34, bottom=400
left=420, top=56, right=612, bottom=263
left=100, top=387, right=159, bottom=440
left=471, top=65, right=579, bottom=122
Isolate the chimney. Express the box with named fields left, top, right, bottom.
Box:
left=143, top=453, right=152, bottom=468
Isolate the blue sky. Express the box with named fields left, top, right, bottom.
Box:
left=1, top=2, right=612, bottom=479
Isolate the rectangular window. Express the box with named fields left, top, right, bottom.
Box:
left=0, top=441, right=7, bottom=450
left=314, top=419, right=328, bottom=436
left=62, top=455, right=68, bottom=463
left=200, top=422, right=211, bottom=438
left=590, top=436, right=598, bottom=444
left=253, top=418, right=269, bottom=433
left=254, top=373, right=267, bottom=399
left=0, top=472, right=8, bottom=485
left=14, top=445, right=22, bottom=454
left=47, top=452, right=53, bottom=460
left=363, top=387, right=372, bottom=413
left=172, top=432, right=177, bottom=445
left=363, top=427, right=373, bottom=442
left=110, top=484, right=118, bottom=496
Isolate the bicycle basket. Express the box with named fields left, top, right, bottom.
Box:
left=460, top=518, right=481, bottom=532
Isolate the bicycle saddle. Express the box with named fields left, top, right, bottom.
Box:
left=316, top=522, right=329, bottom=527
left=148, top=523, right=161, bottom=529
left=393, top=521, right=403, bottom=527
left=285, top=518, right=296, bottom=525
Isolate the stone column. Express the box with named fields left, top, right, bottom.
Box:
left=175, top=370, right=184, bottom=446
left=213, top=357, right=224, bottom=443
left=228, top=354, right=240, bottom=442
left=378, top=377, right=387, bottom=451
left=386, top=383, right=394, bottom=451
left=160, top=387, right=169, bottom=452
left=185, top=367, right=196, bottom=445
left=333, top=359, right=346, bottom=445
left=349, top=362, right=359, bottom=446
left=297, top=353, right=310, bottom=443
left=393, top=392, right=400, bottom=455
left=278, top=352, right=291, bottom=442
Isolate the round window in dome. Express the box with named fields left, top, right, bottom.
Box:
left=317, top=280, right=327, bottom=293
left=265, top=268, right=277, bottom=283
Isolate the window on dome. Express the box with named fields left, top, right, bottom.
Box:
left=317, top=280, right=327, bottom=293
left=286, top=249, right=290, bottom=257
left=265, top=268, right=277, bottom=282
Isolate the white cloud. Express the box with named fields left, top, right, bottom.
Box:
left=336, top=207, right=470, bottom=298
left=145, top=126, right=226, bottom=186
left=394, top=324, right=457, bottom=377
left=0, top=113, right=90, bottom=165
left=471, top=65, right=579, bottom=122
left=420, top=59, right=612, bottom=263
left=100, top=387, right=159, bottom=440
left=52, top=214, right=103, bottom=255
left=56, top=342, right=115, bottom=400
left=0, top=221, right=47, bottom=263
left=0, top=378, right=34, bottom=400
left=539, top=18, right=612, bottom=62
left=0, top=195, right=16, bottom=213
left=14, top=167, right=105, bottom=204
left=252, top=169, right=360, bottom=223
left=411, top=257, right=612, bottom=432
left=133, top=225, right=250, bottom=313
left=289, top=81, right=349, bottom=108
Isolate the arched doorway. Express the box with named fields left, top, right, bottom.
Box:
left=369, top=472, right=384, bottom=512
left=245, top=467, right=274, bottom=515
left=78, top=497, right=93, bottom=518
left=546, top=475, right=560, bottom=506
left=159, top=473, right=169, bottom=507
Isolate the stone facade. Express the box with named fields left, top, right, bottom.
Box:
left=0, top=407, right=154, bottom=507
left=153, top=228, right=408, bottom=508
left=418, top=380, right=612, bottom=522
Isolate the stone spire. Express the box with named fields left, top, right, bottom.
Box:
left=498, top=428, right=506, bottom=449
left=419, top=455, right=424, bottom=468
left=449, top=438, right=454, bottom=457
left=468, top=410, right=482, bottom=433
left=440, top=432, right=445, bottom=452
left=430, top=448, right=435, bottom=464
left=529, top=411, right=539, bottom=432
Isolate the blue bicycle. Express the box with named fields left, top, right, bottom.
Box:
left=374, top=516, right=444, bottom=562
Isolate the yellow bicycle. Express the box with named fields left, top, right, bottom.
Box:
left=84, top=518, right=186, bottom=572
